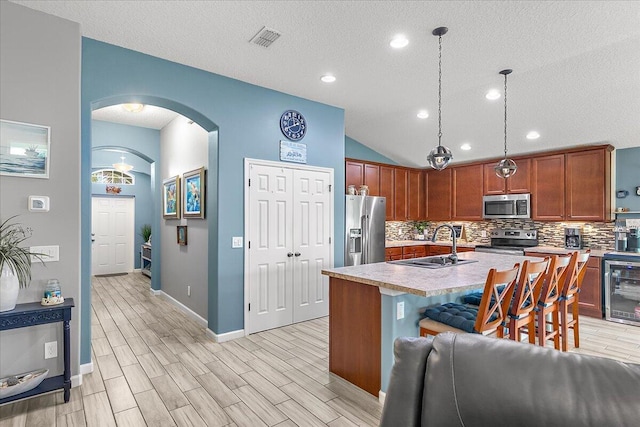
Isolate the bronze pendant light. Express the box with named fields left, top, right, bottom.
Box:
left=427, top=27, right=453, bottom=170
left=494, top=69, right=517, bottom=178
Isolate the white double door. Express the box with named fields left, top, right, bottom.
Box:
left=246, top=160, right=333, bottom=334
left=92, top=197, right=135, bottom=276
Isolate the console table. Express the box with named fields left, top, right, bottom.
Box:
left=0, top=298, right=74, bottom=405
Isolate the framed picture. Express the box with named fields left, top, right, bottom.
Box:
left=0, top=119, right=51, bottom=178
left=162, top=175, right=181, bottom=219
left=183, top=167, right=206, bottom=219
left=176, top=226, right=188, bottom=246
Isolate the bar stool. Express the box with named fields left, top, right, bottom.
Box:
left=559, top=250, right=590, bottom=351
left=534, top=254, right=570, bottom=350
left=504, top=257, right=550, bottom=343
left=419, top=264, right=520, bottom=337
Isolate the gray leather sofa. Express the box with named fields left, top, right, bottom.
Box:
left=380, top=332, right=640, bottom=427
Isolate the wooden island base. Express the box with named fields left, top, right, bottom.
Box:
left=329, top=277, right=381, bottom=396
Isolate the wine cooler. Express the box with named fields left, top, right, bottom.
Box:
left=604, top=254, right=640, bottom=326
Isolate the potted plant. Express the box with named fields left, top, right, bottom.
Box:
left=413, top=221, right=431, bottom=240
left=0, top=216, right=44, bottom=312
left=140, top=224, right=151, bottom=245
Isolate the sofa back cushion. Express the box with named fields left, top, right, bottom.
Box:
left=421, top=332, right=640, bottom=427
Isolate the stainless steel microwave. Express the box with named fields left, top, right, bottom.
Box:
left=483, top=193, right=531, bottom=219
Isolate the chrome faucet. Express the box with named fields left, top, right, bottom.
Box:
left=431, top=224, right=458, bottom=264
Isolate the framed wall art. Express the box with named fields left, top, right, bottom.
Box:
left=182, top=167, right=205, bottom=219
left=162, top=175, right=181, bottom=219
left=177, top=226, right=188, bottom=246
left=0, top=119, right=51, bottom=178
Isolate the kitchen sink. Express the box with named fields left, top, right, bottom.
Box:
left=388, top=256, right=478, bottom=269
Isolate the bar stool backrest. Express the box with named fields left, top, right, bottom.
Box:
left=506, top=257, right=550, bottom=319
left=537, top=254, right=570, bottom=307
left=474, top=264, right=520, bottom=334
left=562, top=250, right=591, bottom=299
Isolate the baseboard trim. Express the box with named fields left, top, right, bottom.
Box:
left=149, top=288, right=162, bottom=296
left=153, top=290, right=208, bottom=328
left=206, top=328, right=245, bottom=343
left=379, top=390, right=386, bottom=405
left=71, top=374, right=82, bottom=388
left=80, top=362, right=94, bottom=375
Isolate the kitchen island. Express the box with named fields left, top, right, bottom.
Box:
left=321, top=251, right=537, bottom=399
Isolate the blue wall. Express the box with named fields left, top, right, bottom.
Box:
left=345, top=136, right=397, bottom=164
left=81, top=38, right=345, bottom=363
left=616, top=147, right=640, bottom=213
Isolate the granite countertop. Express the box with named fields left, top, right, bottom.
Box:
left=322, top=251, right=538, bottom=297
left=523, top=246, right=609, bottom=258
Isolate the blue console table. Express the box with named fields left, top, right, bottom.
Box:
left=0, top=298, right=74, bottom=405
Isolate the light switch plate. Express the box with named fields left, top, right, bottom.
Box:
left=30, top=245, right=59, bottom=262
left=232, top=237, right=243, bottom=248
left=397, top=301, right=405, bottom=320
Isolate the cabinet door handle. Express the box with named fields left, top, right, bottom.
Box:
left=287, top=252, right=294, bottom=257
left=294, top=252, right=301, bottom=257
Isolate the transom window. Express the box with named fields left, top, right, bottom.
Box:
left=91, top=169, right=135, bottom=185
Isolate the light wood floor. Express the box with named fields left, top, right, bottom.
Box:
left=1, top=272, right=639, bottom=426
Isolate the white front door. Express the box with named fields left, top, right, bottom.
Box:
left=92, top=197, right=135, bottom=276
left=246, top=160, right=333, bottom=334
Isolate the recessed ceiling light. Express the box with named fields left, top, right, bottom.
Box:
left=320, top=74, right=336, bottom=83
left=526, top=131, right=540, bottom=140
left=390, top=35, right=409, bottom=49
left=122, top=103, right=144, bottom=113
left=417, top=110, right=429, bottom=119
left=460, top=143, right=471, bottom=151
left=485, top=89, right=501, bottom=100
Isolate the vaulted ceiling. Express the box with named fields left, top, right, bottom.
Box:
left=13, top=1, right=640, bottom=167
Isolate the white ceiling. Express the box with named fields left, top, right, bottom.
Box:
left=12, top=1, right=640, bottom=167
left=92, top=104, right=179, bottom=130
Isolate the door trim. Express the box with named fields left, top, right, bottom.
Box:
left=243, top=158, right=335, bottom=335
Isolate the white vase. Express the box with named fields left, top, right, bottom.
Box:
left=0, top=264, right=20, bottom=312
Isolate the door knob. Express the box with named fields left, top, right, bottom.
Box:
left=294, top=252, right=301, bottom=257
left=287, top=252, right=294, bottom=257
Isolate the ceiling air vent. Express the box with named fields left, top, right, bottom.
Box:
left=249, top=26, right=281, bottom=48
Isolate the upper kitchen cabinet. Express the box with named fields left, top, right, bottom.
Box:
left=407, top=169, right=425, bottom=220
left=379, top=165, right=395, bottom=220
left=364, top=163, right=380, bottom=196
left=394, top=168, right=408, bottom=220
left=565, top=147, right=612, bottom=222
left=453, top=164, right=484, bottom=220
left=483, top=158, right=531, bottom=195
left=425, top=169, right=452, bottom=220
left=531, top=154, right=565, bottom=220
left=345, top=160, right=364, bottom=193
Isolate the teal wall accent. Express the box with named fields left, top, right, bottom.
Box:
left=615, top=147, right=640, bottom=213
left=345, top=136, right=397, bottom=164
left=81, top=38, right=345, bottom=363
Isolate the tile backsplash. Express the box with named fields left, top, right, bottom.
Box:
left=386, top=220, right=615, bottom=250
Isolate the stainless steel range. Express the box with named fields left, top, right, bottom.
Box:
left=474, top=229, right=538, bottom=255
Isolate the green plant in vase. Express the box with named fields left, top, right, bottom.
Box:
left=413, top=221, right=431, bottom=238
left=0, top=216, right=45, bottom=312
left=139, top=224, right=151, bottom=245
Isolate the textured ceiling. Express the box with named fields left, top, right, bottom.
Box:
left=12, top=0, right=640, bottom=167
left=92, top=105, right=179, bottom=130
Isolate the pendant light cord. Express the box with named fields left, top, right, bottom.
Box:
left=503, top=72, right=508, bottom=158
left=438, top=34, right=443, bottom=147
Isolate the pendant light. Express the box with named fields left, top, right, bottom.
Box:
left=494, top=69, right=517, bottom=178
left=426, top=26, right=453, bottom=170
left=113, top=156, right=133, bottom=173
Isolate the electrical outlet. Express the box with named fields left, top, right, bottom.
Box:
left=481, top=230, right=487, bottom=238
left=397, top=301, right=405, bottom=320
left=45, top=341, right=57, bottom=359
left=187, top=285, right=191, bottom=297
left=398, top=229, right=403, bottom=237
left=232, top=237, right=243, bottom=248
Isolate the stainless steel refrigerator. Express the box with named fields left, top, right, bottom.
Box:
left=345, top=195, right=386, bottom=266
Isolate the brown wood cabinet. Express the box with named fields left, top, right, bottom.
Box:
left=402, top=245, right=427, bottom=259
left=427, top=245, right=474, bottom=255
left=407, top=169, right=424, bottom=220
left=453, top=164, right=484, bottom=220
left=531, top=154, right=565, bottom=220
left=385, top=247, right=403, bottom=261
left=345, top=160, right=364, bottom=193
left=425, top=169, right=452, bottom=220
left=363, top=163, right=380, bottom=196
left=394, top=168, right=408, bottom=220
left=525, top=252, right=602, bottom=319
left=379, top=165, right=395, bottom=220
left=483, top=158, right=531, bottom=195
left=565, top=148, right=611, bottom=221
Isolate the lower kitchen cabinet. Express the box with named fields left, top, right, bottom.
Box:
left=402, top=245, right=427, bottom=259
left=385, top=247, right=402, bottom=261
left=525, top=251, right=602, bottom=319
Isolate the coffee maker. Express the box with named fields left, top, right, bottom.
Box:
left=564, top=227, right=583, bottom=249
left=628, top=228, right=640, bottom=253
